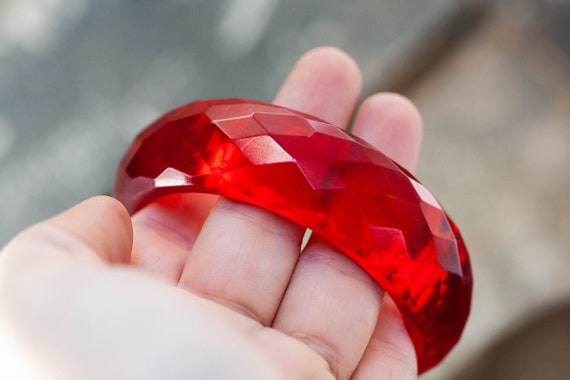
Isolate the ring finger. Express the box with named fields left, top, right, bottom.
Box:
left=272, top=93, right=424, bottom=379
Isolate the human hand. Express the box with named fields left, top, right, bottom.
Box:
left=0, top=47, right=423, bottom=380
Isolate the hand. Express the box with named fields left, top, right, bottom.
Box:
left=0, top=47, right=423, bottom=380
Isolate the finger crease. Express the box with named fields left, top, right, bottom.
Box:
left=372, top=335, right=417, bottom=374
left=196, top=292, right=269, bottom=326
left=214, top=201, right=305, bottom=243
left=300, top=248, right=381, bottom=293
left=288, top=331, right=342, bottom=379
left=137, top=214, right=196, bottom=250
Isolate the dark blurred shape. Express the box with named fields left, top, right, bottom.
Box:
left=379, top=0, right=490, bottom=93
left=538, top=0, right=570, bottom=61
left=449, top=302, right=570, bottom=380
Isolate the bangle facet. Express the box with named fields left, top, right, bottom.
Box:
left=113, top=98, right=473, bottom=373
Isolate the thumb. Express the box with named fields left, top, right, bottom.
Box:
left=1, top=196, right=133, bottom=265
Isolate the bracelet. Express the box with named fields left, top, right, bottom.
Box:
left=113, top=98, right=473, bottom=373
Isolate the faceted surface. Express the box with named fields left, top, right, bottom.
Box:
left=113, top=98, right=473, bottom=373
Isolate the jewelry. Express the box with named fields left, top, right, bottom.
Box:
left=114, top=98, right=472, bottom=373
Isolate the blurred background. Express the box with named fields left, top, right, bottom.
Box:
left=0, top=0, right=568, bottom=378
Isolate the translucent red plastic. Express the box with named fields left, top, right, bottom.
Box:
left=113, top=99, right=472, bottom=373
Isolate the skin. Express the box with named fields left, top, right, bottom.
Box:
left=0, top=47, right=423, bottom=380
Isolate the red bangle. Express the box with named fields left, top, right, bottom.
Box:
left=114, top=98, right=472, bottom=373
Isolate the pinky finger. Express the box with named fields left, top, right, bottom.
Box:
left=352, top=296, right=417, bottom=379
left=350, top=92, right=423, bottom=379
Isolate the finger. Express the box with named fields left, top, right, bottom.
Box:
left=177, top=47, right=362, bottom=326
left=1, top=196, right=133, bottom=266
left=274, top=46, right=362, bottom=126
left=352, top=297, right=417, bottom=379
left=352, top=92, right=423, bottom=171
left=272, top=238, right=384, bottom=379
left=352, top=93, right=423, bottom=378
left=130, top=193, right=217, bottom=283
left=272, top=93, right=423, bottom=379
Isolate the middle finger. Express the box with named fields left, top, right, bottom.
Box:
left=177, top=47, right=362, bottom=326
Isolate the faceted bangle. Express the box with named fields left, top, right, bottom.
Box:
left=113, top=98, right=473, bottom=373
